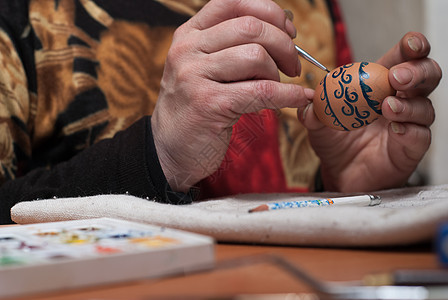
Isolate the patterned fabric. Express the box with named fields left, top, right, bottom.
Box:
left=200, top=0, right=352, bottom=198
left=0, top=0, right=351, bottom=200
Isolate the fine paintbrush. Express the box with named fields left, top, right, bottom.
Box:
left=295, top=43, right=330, bottom=73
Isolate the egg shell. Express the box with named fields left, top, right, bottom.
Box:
left=313, top=62, right=395, bottom=131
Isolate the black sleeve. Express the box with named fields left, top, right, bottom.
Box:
left=0, top=116, right=194, bottom=224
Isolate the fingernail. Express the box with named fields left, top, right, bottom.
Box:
left=390, top=122, right=405, bottom=134
left=300, top=103, right=312, bottom=122
left=285, top=19, right=297, bottom=39
left=408, top=36, right=422, bottom=52
left=297, top=60, right=302, bottom=77
left=284, top=9, right=294, bottom=21
left=284, top=10, right=296, bottom=39
left=304, top=88, right=314, bottom=101
left=387, top=97, right=404, bottom=113
left=393, top=68, right=412, bottom=85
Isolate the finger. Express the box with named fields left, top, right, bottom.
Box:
left=377, top=32, right=431, bottom=68
left=202, top=44, right=281, bottom=82
left=297, top=101, right=326, bottom=130
left=382, top=96, right=435, bottom=127
left=388, top=122, right=431, bottom=166
left=195, top=16, right=300, bottom=77
left=389, top=58, right=442, bottom=97
left=211, top=81, right=313, bottom=117
left=187, top=0, right=296, bottom=38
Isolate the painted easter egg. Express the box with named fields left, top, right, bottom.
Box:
left=313, top=62, right=395, bottom=131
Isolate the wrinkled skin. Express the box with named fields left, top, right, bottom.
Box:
left=152, top=0, right=312, bottom=192
left=299, top=31, right=442, bottom=192
left=152, top=0, right=442, bottom=194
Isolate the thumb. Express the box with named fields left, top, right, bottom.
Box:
left=376, top=31, right=431, bottom=68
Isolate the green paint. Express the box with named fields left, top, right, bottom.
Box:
left=0, top=255, right=25, bottom=266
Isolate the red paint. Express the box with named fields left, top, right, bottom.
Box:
left=95, top=245, right=121, bottom=254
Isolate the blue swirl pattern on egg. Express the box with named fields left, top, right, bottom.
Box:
left=313, top=62, right=395, bottom=131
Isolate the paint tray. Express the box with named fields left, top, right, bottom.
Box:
left=0, top=217, right=215, bottom=298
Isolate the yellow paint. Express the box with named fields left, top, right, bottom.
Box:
left=130, top=236, right=179, bottom=248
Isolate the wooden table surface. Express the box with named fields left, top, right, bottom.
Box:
left=11, top=241, right=440, bottom=300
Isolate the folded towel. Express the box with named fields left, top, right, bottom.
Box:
left=11, top=185, right=448, bottom=247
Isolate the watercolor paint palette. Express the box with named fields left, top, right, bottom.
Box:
left=0, top=218, right=215, bottom=298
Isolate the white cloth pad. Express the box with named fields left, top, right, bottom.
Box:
left=10, top=184, right=448, bottom=247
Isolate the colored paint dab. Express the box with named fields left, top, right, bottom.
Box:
left=60, top=233, right=96, bottom=244
left=130, top=236, right=179, bottom=248
left=103, top=230, right=147, bottom=240
left=48, top=254, right=72, bottom=260
left=18, top=242, right=42, bottom=251
left=0, top=255, right=25, bottom=266
left=77, top=226, right=103, bottom=232
left=107, top=233, right=132, bottom=239
left=35, top=231, right=59, bottom=236
left=95, top=245, right=122, bottom=254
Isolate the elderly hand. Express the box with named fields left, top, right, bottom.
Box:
left=299, top=31, right=442, bottom=192
left=151, top=0, right=313, bottom=192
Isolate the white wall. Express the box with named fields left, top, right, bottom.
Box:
left=338, top=0, right=423, bottom=62
left=424, top=0, right=448, bottom=185
left=338, top=0, right=448, bottom=185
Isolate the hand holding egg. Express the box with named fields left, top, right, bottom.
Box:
left=297, top=32, right=439, bottom=193
left=313, top=62, right=395, bottom=131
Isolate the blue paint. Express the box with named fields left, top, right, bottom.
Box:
left=359, top=62, right=382, bottom=115
left=328, top=62, right=381, bottom=130
left=437, top=222, right=448, bottom=267
left=321, top=73, right=348, bottom=131
left=267, top=198, right=333, bottom=210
